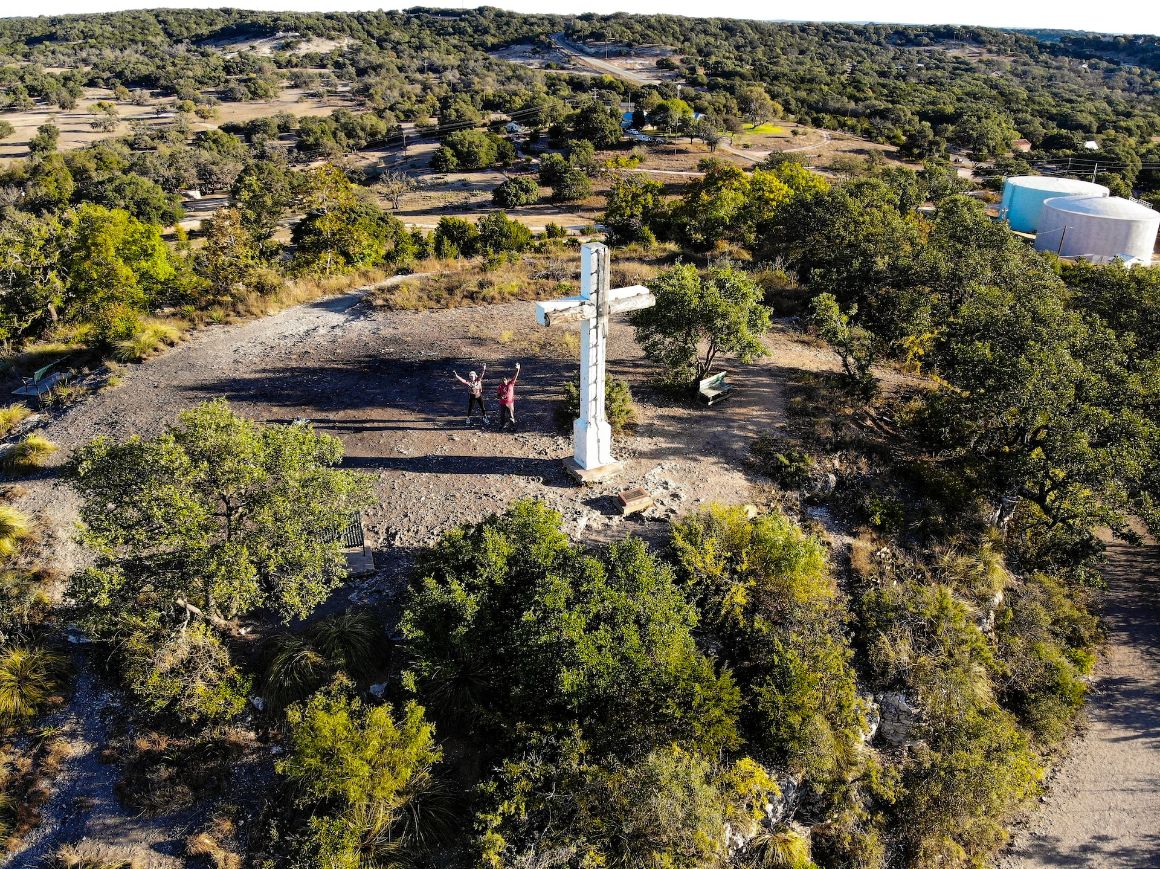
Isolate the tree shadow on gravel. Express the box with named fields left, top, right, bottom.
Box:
left=1006, top=829, right=1160, bottom=868
left=341, top=453, right=573, bottom=488
left=184, top=355, right=571, bottom=429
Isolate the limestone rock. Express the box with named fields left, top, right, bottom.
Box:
left=876, top=691, right=921, bottom=747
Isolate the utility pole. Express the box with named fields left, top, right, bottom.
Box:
left=1091, top=162, right=1099, bottom=183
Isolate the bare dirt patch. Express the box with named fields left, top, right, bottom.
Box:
left=0, top=88, right=349, bottom=160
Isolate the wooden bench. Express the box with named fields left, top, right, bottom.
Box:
left=697, top=370, right=733, bottom=406
left=12, top=359, right=74, bottom=405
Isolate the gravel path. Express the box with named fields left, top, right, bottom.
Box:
left=1000, top=539, right=1160, bottom=868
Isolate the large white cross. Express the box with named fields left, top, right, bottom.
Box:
left=536, top=243, right=655, bottom=473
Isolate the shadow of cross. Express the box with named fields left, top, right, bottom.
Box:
left=536, top=242, right=655, bottom=472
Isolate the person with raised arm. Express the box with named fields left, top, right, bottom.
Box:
left=453, top=362, right=488, bottom=425
left=496, top=362, right=521, bottom=431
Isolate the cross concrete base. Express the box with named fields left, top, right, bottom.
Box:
left=563, top=457, right=625, bottom=485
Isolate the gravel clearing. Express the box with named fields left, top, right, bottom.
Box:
left=4, top=287, right=827, bottom=863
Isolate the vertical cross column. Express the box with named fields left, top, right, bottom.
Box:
left=574, top=243, right=613, bottom=470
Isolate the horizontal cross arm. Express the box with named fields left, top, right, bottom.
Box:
left=537, top=298, right=595, bottom=327
left=607, top=284, right=652, bottom=301
left=609, top=293, right=656, bottom=316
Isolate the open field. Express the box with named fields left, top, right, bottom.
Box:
left=0, top=86, right=352, bottom=160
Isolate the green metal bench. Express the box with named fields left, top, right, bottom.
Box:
left=697, top=370, right=733, bottom=406
left=13, top=357, right=74, bottom=405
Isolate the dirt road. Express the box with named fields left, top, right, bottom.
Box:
left=1000, top=539, right=1160, bottom=868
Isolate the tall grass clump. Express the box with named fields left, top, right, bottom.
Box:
left=0, top=435, right=58, bottom=473
left=0, top=505, right=31, bottom=558
left=55, top=841, right=147, bottom=869
left=113, top=320, right=184, bottom=363
left=0, top=404, right=31, bottom=438
left=0, top=646, right=66, bottom=725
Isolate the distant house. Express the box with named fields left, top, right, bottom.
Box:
left=1084, top=140, right=1100, bottom=151
left=505, top=121, right=526, bottom=135
left=622, top=111, right=634, bottom=128
left=1012, top=138, right=1032, bottom=153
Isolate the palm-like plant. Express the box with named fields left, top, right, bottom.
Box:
left=261, top=636, right=330, bottom=712
left=0, top=645, right=66, bottom=725
left=309, top=609, right=381, bottom=677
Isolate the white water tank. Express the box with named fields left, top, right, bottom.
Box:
left=1034, top=196, right=1159, bottom=264
left=999, top=176, right=1109, bottom=233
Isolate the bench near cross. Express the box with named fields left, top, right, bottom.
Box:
left=536, top=243, right=655, bottom=482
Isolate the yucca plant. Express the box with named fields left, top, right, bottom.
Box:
left=0, top=434, right=59, bottom=473
left=0, top=403, right=31, bottom=438
left=0, top=645, right=66, bottom=725
left=261, top=636, right=331, bottom=712
left=309, top=609, right=382, bottom=677
left=0, top=505, right=30, bottom=559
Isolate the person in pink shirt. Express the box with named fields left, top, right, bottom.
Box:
left=452, top=362, right=488, bottom=425
left=496, top=362, right=521, bottom=431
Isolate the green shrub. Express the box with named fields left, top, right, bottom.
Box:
left=0, top=645, right=66, bottom=725
left=402, top=501, right=740, bottom=757
left=751, top=436, right=815, bottom=487
left=492, top=176, right=539, bottom=208
left=996, top=572, right=1099, bottom=743
left=864, top=494, right=905, bottom=533
left=86, top=303, right=145, bottom=353
left=279, top=681, right=444, bottom=867
left=558, top=373, right=636, bottom=434
left=122, top=625, right=250, bottom=725
left=671, top=506, right=865, bottom=786
left=1, top=434, right=59, bottom=473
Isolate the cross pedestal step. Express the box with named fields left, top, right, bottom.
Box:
left=563, top=457, right=625, bottom=484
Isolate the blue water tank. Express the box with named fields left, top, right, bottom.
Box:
left=999, top=176, right=1109, bottom=233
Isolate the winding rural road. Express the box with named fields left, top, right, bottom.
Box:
left=1000, top=539, right=1160, bottom=868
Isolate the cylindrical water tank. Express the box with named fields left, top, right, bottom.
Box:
left=1034, top=196, right=1159, bottom=263
left=999, top=176, right=1109, bottom=233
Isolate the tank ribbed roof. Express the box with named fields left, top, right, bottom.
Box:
left=1005, top=175, right=1108, bottom=193
left=1042, top=195, right=1159, bottom=220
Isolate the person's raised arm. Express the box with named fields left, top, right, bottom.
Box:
left=453, top=371, right=468, bottom=386
left=480, top=362, right=487, bottom=381
left=512, top=361, right=521, bottom=384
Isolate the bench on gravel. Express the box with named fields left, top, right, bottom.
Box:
left=325, top=513, right=375, bottom=576
left=13, top=358, right=74, bottom=405
left=697, top=370, right=733, bottom=406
